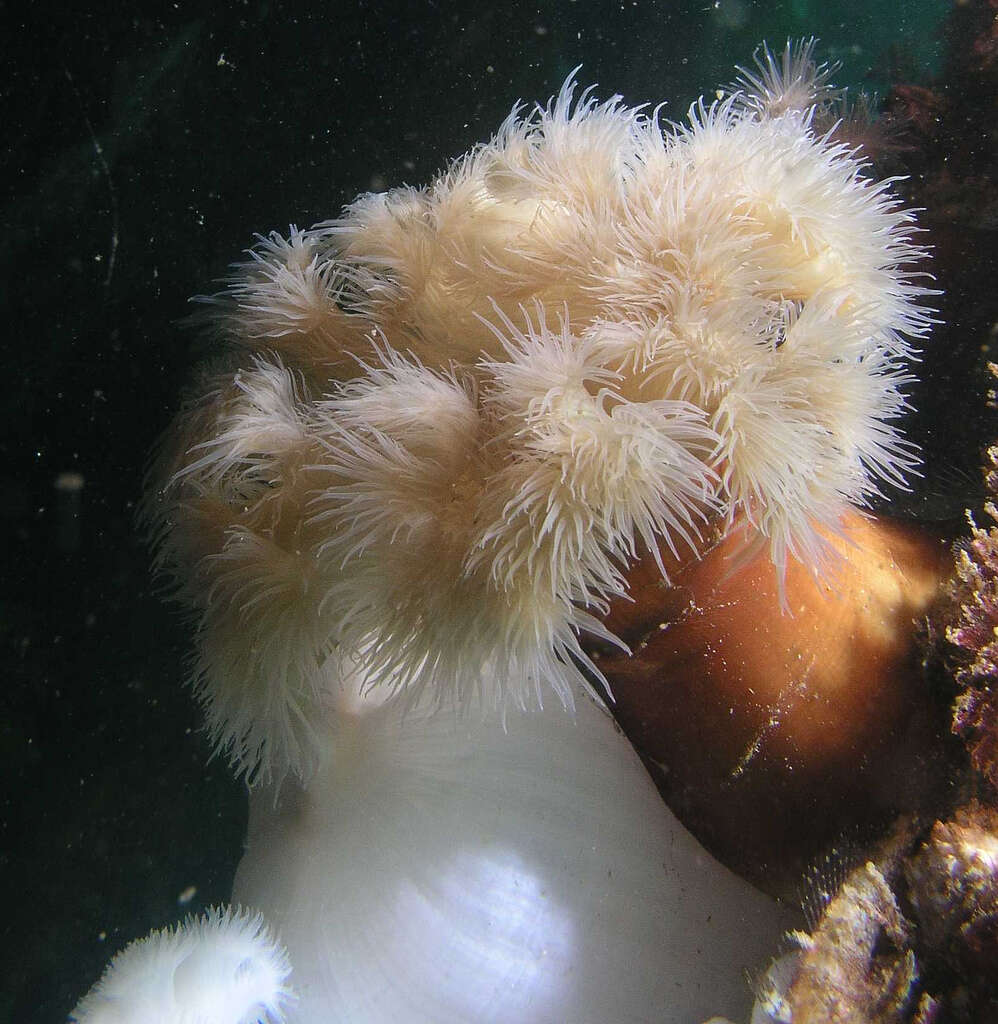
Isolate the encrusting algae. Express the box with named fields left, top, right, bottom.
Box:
left=945, top=438, right=998, bottom=790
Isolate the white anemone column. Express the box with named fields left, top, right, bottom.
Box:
left=234, top=670, right=791, bottom=1023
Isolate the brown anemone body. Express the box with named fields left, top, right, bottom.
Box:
left=585, top=508, right=957, bottom=896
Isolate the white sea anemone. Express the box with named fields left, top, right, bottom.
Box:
left=70, top=906, right=294, bottom=1024
left=192, top=227, right=368, bottom=369
left=230, top=668, right=790, bottom=1023
left=144, top=42, right=933, bottom=783
left=69, top=680, right=792, bottom=1024
left=477, top=303, right=717, bottom=583
left=100, top=38, right=943, bottom=1024
left=144, top=356, right=339, bottom=784
left=729, top=37, right=839, bottom=119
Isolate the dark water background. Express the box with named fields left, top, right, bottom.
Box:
left=0, top=1, right=974, bottom=1020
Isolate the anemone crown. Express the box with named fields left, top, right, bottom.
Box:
left=144, top=42, right=933, bottom=784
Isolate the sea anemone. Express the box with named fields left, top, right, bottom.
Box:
left=69, top=906, right=294, bottom=1024
left=142, top=41, right=933, bottom=788
left=76, top=36, right=951, bottom=1024
left=589, top=506, right=953, bottom=894
left=729, top=38, right=839, bottom=119
left=231, top=664, right=789, bottom=1023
